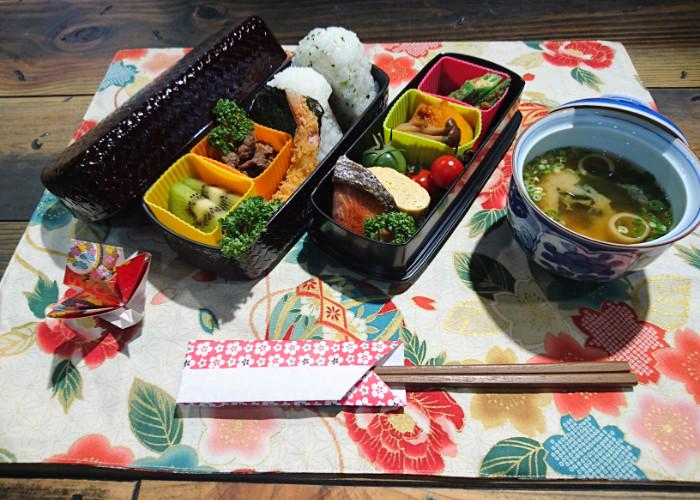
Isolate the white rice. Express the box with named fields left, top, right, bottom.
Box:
left=267, top=66, right=343, bottom=161
left=292, top=27, right=377, bottom=123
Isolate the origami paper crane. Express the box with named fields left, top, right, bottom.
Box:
left=46, top=239, right=151, bottom=329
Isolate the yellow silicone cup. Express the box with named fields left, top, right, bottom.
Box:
left=191, top=123, right=293, bottom=200
left=143, top=153, right=255, bottom=246
left=382, top=89, right=482, bottom=166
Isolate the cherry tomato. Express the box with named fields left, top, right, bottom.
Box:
left=409, top=169, right=439, bottom=198
left=430, top=155, right=464, bottom=189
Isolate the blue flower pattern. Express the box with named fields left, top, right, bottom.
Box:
left=29, top=192, right=73, bottom=231
left=544, top=416, right=646, bottom=480
left=537, top=238, right=628, bottom=280
left=98, top=61, right=138, bottom=91
left=507, top=182, right=529, bottom=218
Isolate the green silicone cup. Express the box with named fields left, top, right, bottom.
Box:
left=382, top=89, right=482, bottom=166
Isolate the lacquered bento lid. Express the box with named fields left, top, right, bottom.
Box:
left=555, top=95, right=688, bottom=145
left=41, top=16, right=288, bottom=222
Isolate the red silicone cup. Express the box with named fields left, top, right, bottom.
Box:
left=417, top=56, right=511, bottom=135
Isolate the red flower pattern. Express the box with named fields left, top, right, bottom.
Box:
left=530, top=333, right=626, bottom=418
left=384, top=42, right=442, bottom=58
left=344, top=390, right=464, bottom=473
left=72, top=120, right=97, bottom=142
left=373, top=53, right=418, bottom=87
left=112, top=48, right=148, bottom=62
left=411, top=296, right=436, bottom=311
left=518, top=101, right=553, bottom=131
left=630, top=396, right=700, bottom=465
left=45, top=434, right=133, bottom=467
left=37, top=311, right=139, bottom=369
left=477, top=152, right=512, bottom=210
left=541, top=41, right=614, bottom=69
left=654, top=329, right=700, bottom=403
left=573, top=301, right=668, bottom=383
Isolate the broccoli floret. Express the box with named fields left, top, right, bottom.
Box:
left=220, top=196, right=282, bottom=259
left=364, top=212, right=417, bottom=244
left=208, top=99, right=253, bottom=156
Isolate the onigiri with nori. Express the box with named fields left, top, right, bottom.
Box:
left=292, top=27, right=377, bottom=125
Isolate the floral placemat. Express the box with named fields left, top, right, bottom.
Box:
left=0, top=41, right=698, bottom=481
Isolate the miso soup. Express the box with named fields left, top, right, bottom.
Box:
left=523, top=147, right=673, bottom=244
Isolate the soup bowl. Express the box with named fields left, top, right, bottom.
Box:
left=507, top=96, right=700, bottom=281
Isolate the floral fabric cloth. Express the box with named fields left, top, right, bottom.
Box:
left=0, top=42, right=699, bottom=481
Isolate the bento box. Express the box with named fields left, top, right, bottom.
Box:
left=39, top=17, right=390, bottom=280
left=307, top=53, right=524, bottom=285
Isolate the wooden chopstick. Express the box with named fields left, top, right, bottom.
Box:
left=373, top=362, right=637, bottom=389
left=377, top=372, right=637, bottom=388
left=374, top=361, right=630, bottom=376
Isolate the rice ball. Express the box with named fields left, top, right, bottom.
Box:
left=293, top=27, right=377, bottom=123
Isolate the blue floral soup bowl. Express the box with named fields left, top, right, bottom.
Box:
left=507, top=96, right=700, bottom=281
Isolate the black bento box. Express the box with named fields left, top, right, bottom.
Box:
left=307, top=53, right=524, bottom=285
left=40, top=16, right=390, bottom=280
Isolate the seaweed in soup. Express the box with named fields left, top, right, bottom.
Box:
left=523, top=147, right=673, bottom=244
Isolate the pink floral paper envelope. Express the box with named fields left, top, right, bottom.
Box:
left=177, top=340, right=406, bottom=407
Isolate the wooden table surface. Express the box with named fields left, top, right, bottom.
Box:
left=1, top=1, right=699, bottom=497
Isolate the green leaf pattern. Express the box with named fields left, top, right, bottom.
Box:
left=676, top=244, right=700, bottom=270
left=453, top=252, right=516, bottom=298
left=467, top=208, right=507, bottom=237
left=128, top=378, right=183, bottom=453
left=480, top=437, right=547, bottom=478
left=0, top=448, right=17, bottom=463
left=23, top=273, right=58, bottom=319
left=51, top=359, right=83, bottom=413
left=570, top=67, right=603, bottom=91
left=0, top=322, right=37, bottom=357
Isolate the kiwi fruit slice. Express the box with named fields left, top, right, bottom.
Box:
left=197, top=208, right=226, bottom=232
left=179, top=177, right=240, bottom=211
left=168, top=181, right=227, bottom=232
left=168, top=182, right=199, bottom=226
left=202, top=185, right=241, bottom=211
left=180, top=177, right=206, bottom=193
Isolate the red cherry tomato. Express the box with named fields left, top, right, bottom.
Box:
left=409, top=169, right=439, bottom=198
left=430, top=155, right=464, bottom=189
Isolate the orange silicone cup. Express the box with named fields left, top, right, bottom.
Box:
left=191, top=123, right=293, bottom=200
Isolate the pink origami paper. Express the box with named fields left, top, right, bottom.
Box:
left=177, top=339, right=406, bottom=407
left=46, top=239, right=151, bottom=329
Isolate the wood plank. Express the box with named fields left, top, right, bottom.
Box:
left=0, top=95, right=89, bottom=220
left=651, top=88, right=700, bottom=152
left=136, top=481, right=700, bottom=499
left=0, top=222, right=27, bottom=278
left=0, top=478, right=136, bottom=500
left=1, top=155, right=52, bottom=220
left=0, top=95, right=90, bottom=156
left=628, top=47, right=700, bottom=88
left=1, top=0, right=699, bottom=96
